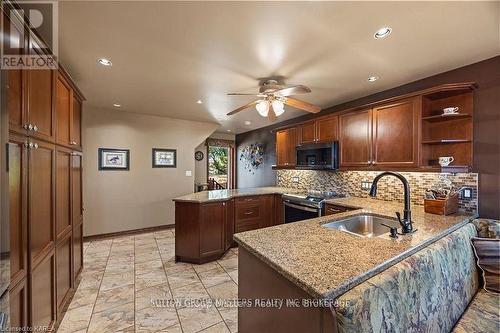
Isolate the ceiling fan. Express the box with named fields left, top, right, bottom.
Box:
left=226, top=80, right=321, bottom=121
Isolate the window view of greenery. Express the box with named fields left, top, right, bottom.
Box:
left=208, top=146, right=228, bottom=188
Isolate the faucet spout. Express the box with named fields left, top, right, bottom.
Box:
left=369, top=171, right=414, bottom=234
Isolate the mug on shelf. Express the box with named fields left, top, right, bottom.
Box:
left=443, top=107, right=459, bottom=114
left=439, top=156, right=454, bottom=166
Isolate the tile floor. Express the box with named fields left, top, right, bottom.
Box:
left=58, top=229, right=239, bottom=333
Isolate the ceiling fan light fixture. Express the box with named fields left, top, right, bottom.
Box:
left=272, top=100, right=285, bottom=116
left=256, top=100, right=269, bottom=117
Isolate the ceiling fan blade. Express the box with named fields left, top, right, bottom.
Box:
left=284, top=97, right=321, bottom=113
left=268, top=104, right=277, bottom=122
left=275, top=85, right=311, bottom=96
left=227, top=93, right=267, bottom=97
left=226, top=100, right=259, bottom=116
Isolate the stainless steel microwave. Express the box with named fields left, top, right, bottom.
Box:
left=296, top=142, right=339, bottom=170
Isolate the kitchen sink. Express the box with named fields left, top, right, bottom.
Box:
left=322, top=214, right=399, bottom=238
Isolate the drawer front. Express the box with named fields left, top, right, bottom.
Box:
left=235, top=218, right=261, bottom=233
left=235, top=196, right=262, bottom=206
left=325, top=204, right=350, bottom=215
left=236, top=205, right=261, bottom=221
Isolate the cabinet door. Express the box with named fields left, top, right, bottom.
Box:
left=259, top=195, right=275, bottom=228
left=224, top=199, right=235, bottom=250
left=372, top=97, right=420, bottom=168
left=316, top=115, right=339, bottom=143
left=30, top=252, right=56, bottom=332
left=56, top=233, right=73, bottom=314
left=73, top=223, right=83, bottom=279
left=8, top=135, right=28, bottom=286
left=286, top=128, right=297, bottom=166
left=274, top=195, right=284, bottom=225
left=26, top=70, right=55, bottom=142
left=71, top=97, right=82, bottom=149
left=200, top=203, right=225, bottom=258
left=29, top=140, right=55, bottom=267
left=9, top=279, right=28, bottom=332
left=276, top=130, right=288, bottom=166
left=3, top=11, right=26, bottom=134
left=56, top=147, right=72, bottom=239
left=71, top=152, right=83, bottom=227
left=339, top=109, right=372, bottom=167
left=56, top=74, right=72, bottom=147
left=298, top=122, right=315, bottom=145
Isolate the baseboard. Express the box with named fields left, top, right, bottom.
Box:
left=83, top=224, right=175, bottom=242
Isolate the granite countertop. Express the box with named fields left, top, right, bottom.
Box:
left=173, top=186, right=302, bottom=203
left=234, top=196, right=477, bottom=300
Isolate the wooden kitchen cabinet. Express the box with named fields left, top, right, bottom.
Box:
left=56, top=147, right=72, bottom=240
left=234, top=195, right=275, bottom=232
left=9, top=279, right=28, bottom=332
left=56, top=74, right=73, bottom=147
left=72, top=152, right=84, bottom=279
left=30, top=252, right=56, bottom=332
left=372, top=97, right=420, bottom=168
left=339, top=109, right=372, bottom=167
left=298, top=115, right=339, bottom=145
left=8, top=134, right=28, bottom=287
left=200, top=202, right=226, bottom=258
left=71, top=96, right=82, bottom=149
left=224, top=199, right=235, bottom=249
left=28, top=139, right=55, bottom=268
left=274, top=195, right=284, bottom=225
left=56, top=232, right=73, bottom=314
left=276, top=127, right=297, bottom=167
left=26, top=69, right=55, bottom=142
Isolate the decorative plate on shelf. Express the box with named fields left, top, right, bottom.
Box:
left=195, top=151, right=204, bottom=161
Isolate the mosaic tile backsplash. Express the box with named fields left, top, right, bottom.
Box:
left=276, top=170, right=478, bottom=213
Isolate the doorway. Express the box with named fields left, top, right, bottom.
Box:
left=208, top=146, right=230, bottom=189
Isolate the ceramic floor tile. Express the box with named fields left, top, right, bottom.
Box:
left=177, top=304, right=223, bottom=333
left=100, top=271, right=135, bottom=291
left=68, top=286, right=99, bottom=310
left=163, top=260, right=194, bottom=275
left=136, top=282, right=172, bottom=311
left=193, top=261, right=221, bottom=274
left=198, top=267, right=232, bottom=288
left=78, top=270, right=104, bottom=290
left=93, top=283, right=135, bottom=313
left=135, top=266, right=169, bottom=291
left=227, top=269, right=238, bottom=285
left=218, top=306, right=238, bottom=333
left=135, top=259, right=163, bottom=275
left=57, top=304, right=94, bottom=333
left=105, top=263, right=135, bottom=275
left=171, top=280, right=211, bottom=308
left=200, top=321, right=231, bottom=333
left=157, top=322, right=183, bottom=333
left=167, top=267, right=201, bottom=289
left=207, top=281, right=238, bottom=302
left=135, top=250, right=162, bottom=264
left=218, top=257, right=238, bottom=272
left=87, top=302, right=135, bottom=332
left=135, top=305, right=180, bottom=332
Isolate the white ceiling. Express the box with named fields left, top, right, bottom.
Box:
left=58, top=1, right=500, bottom=134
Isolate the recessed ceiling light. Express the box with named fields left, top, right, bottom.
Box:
left=368, top=76, right=379, bottom=82
left=244, top=120, right=251, bottom=125
left=374, top=27, right=392, bottom=39
left=196, top=100, right=203, bottom=104
left=226, top=129, right=231, bottom=132
left=113, top=103, right=121, bottom=108
left=98, top=58, right=112, bottom=66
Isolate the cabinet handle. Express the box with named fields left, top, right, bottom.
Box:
left=244, top=211, right=253, bottom=215
left=222, top=202, right=226, bottom=206
left=23, top=141, right=29, bottom=148
left=70, top=141, right=77, bottom=145
left=33, top=143, right=38, bottom=149
left=27, top=124, right=33, bottom=131
left=33, top=125, right=38, bottom=132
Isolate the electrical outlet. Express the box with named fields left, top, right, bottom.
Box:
left=292, top=176, right=299, bottom=183
left=462, top=187, right=472, bottom=199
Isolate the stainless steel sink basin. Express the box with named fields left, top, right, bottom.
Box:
left=322, top=215, right=399, bottom=238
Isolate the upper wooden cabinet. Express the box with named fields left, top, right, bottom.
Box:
left=276, top=127, right=297, bottom=167
left=72, top=96, right=82, bottom=148
left=372, top=97, right=420, bottom=168
left=298, top=115, right=339, bottom=145
left=56, top=74, right=73, bottom=147
left=26, top=70, right=55, bottom=142
left=339, top=109, right=372, bottom=167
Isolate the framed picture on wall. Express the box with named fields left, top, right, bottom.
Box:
left=98, top=148, right=130, bottom=171
left=153, top=148, right=177, bottom=168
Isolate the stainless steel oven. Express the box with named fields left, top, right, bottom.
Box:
left=282, top=191, right=345, bottom=224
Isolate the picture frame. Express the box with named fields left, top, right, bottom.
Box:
left=98, top=148, right=130, bottom=171
left=152, top=148, right=177, bottom=168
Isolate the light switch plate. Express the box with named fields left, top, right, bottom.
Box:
left=185, top=170, right=192, bottom=177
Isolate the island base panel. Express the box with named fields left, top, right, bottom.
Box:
left=238, top=247, right=336, bottom=333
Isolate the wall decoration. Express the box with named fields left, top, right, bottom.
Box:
left=239, top=143, right=264, bottom=174
left=195, top=150, right=204, bottom=161
left=153, top=148, right=177, bottom=168
left=98, top=148, right=130, bottom=171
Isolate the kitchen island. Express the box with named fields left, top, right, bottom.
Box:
left=234, top=197, right=477, bottom=333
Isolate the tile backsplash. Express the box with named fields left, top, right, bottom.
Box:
left=277, top=170, right=478, bottom=213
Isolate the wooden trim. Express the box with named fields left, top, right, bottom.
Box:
left=83, top=224, right=175, bottom=242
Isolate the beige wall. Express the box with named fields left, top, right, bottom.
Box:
left=83, top=107, right=218, bottom=236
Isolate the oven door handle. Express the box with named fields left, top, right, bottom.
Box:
left=284, top=201, right=319, bottom=213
